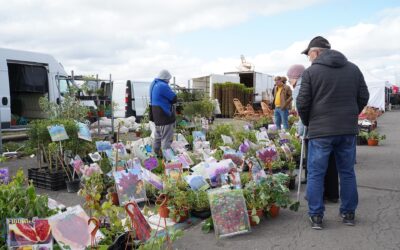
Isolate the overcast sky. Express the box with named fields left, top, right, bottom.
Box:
left=0, top=0, right=399, bottom=84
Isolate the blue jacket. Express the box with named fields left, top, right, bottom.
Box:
left=150, top=78, right=177, bottom=125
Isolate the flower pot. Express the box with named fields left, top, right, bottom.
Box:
left=190, top=209, right=211, bottom=219
left=156, top=194, right=170, bottom=218
left=367, top=139, right=379, bottom=146
left=248, top=209, right=264, bottom=226
left=288, top=177, right=296, bottom=190
left=135, top=131, right=142, bottom=137
left=98, top=110, right=105, bottom=117
left=158, top=206, right=170, bottom=218
left=172, top=207, right=189, bottom=223
left=66, top=179, right=81, bottom=193
left=268, top=204, right=280, bottom=218
left=111, top=192, right=119, bottom=206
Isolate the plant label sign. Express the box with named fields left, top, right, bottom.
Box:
left=0, top=167, right=10, bottom=184
left=77, top=122, right=92, bottom=142
left=208, top=188, right=251, bottom=238
left=140, top=167, right=164, bottom=190
left=95, top=141, right=112, bottom=152
left=48, top=205, right=103, bottom=250
left=164, top=162, right=183, bottom=180
left=47, top=125, right=69, bottom=142
left=7, top=218, right=53, bottom=250
left=113, top=168, right=147, bottom=205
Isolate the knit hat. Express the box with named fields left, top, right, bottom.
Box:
left=157, top=69, right=172, bottom=81
left=287, top=64, right=305, bottom=79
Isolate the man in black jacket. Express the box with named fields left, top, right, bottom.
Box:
left=297, top=36, right=369, bottom=229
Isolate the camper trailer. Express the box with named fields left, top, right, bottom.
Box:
left=0, top=48, right=68, bottom=128
left=224, top=71, right=274, bottom=102
left=190, top=74, right=240, bottom=98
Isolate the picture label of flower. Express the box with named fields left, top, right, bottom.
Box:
left=208, top=188, right=251, bottom=238
left=141, top=167, right=164, bottom=190
left=0, top=167, right=10, bottom=184
left=165, top=162, right=183, bottom=181
left=143, top=157, right=158, bottom=171
left=113, top=168, right=147, bottom=204
left=257, top=146, right=278, bottom=163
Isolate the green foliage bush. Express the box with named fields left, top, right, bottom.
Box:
left=0, top=170, right=57, bottom=246
left=28, top=118, right=95, bottom=157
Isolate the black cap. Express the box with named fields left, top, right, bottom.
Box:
left=301, top=36, right=331, bottom=55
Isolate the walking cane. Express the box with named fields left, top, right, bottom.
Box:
left=296, top=126, right=307, bottom=202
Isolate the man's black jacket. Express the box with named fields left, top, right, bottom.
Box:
left=296, top=49, right=370, bottom=139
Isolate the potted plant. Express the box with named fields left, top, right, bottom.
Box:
left=160, top=178, right=191, bottom=223
left=78, top=172, right=105, bottom=213
left=265, top=173, right=299, bottom=218
left=243, top=180, right=269, bottom=225
left=365, top=130, right=386, bottom=146
left=188, top=190, right=211, bottom=219
left=168, top=189, right=191, bottom=223
left=98, top=107, right=105, bottom=117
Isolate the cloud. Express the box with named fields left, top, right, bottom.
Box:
left=0, top=1, right=398, bottom=85
left=200, top=7, right=400, bottom=84
left=0, top=0, right=322, bottom=81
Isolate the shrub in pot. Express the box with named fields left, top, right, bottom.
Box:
left=243, top=180, right=270, bottom=225
left=188, top=190, right=211, bottom=219
left=361, top=130, right=386, bottom=146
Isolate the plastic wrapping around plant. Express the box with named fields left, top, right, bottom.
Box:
left=48, top=205, right=104, bottom=250
left=208, top=188, right=251, bottom=238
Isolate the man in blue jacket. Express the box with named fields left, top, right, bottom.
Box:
left=150, top=70, right=177, bottom=156
left=297, top=36, right=369, bottom=230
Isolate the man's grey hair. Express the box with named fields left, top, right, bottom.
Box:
left=309, top=47, right=328, bottom=53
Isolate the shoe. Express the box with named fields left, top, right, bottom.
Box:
left=341, top=213, right=355, bottom=226
left=309, top=215, right=323, bottom=230
left=301, top=179, right=307, bottom=184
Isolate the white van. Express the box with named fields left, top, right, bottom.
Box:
left=0, top=48, right=68, bottom=128
left=112, top=80, right=151, bottom=119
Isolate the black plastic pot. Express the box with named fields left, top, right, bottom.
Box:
left=28, top=167, right=67, bottom=191
left=66, top=179, right=81, bottom=193
left=191, top=209, right=211, bottom=219
left=288, top=177, right=296, bottom=190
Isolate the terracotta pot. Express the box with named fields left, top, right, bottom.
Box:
left=158, top=206, right=170, bottom=218
left=172, top=207, right=189, bottom=223
left=156, top=194, right=170, bottom=218
left=248, top=209, right=264, bottom=226
left=367, top=139, right=379, bottom=146
left=269, top=204, right=280, bottom=218
left=111, top=192, right=119, bottom=206
left=98, top=110, right=105, bottom=117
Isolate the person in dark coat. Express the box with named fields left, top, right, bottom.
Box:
left=297, top=36, right=369, bottom=229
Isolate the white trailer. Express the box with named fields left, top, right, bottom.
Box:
left=224, top=71, right=274, bottom=102
left=190, top=74, right=240, bottom=98
left=0, top=48, right=68, bottom=128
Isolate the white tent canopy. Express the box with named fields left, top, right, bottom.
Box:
left=362, top=70, right=387, bottom=110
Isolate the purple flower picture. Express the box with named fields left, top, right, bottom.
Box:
left=0, top=167, right=9, bottom=184
left=143, top=157, right=158, bottom=171
left=257, top=146, right=278, bottom=163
